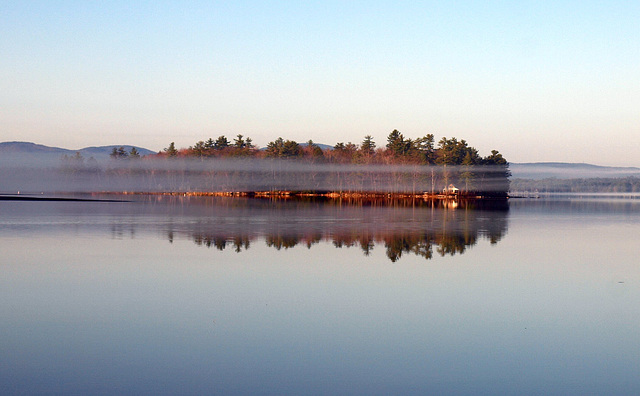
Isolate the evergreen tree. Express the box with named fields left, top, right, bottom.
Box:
left=110, top=146, right=129, bottom=159
left=305, top=140, right=324, bottom=159
left=386, top=129, right=409, bottom=156
left=117, top=146, right=128, bottom=158
left=164, top=142, right=178, bottom=157
left=204, top=138, right=215, bottom=151
left=282, top=140, right=301, bottom=157
left=481, top=150, right=510, bottom=196
left=266, top=137, right=285, bottom=157
left=266, top=137, right=301, bottom=158
left=412, top=134, right=435, bottom=163
left=190, top=141, right=206, bottom=157
left=360, top=135, right=376, bottom=157
left=233, top=134, right=247, bottom=148
left=129, top=147, right=140, bottom=158
left=214, top=136, right=229, bottom=150
left=460, top=151, right=476, bottom=192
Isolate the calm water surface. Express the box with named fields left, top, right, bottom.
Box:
left=1, top=196, right=639, bottom=395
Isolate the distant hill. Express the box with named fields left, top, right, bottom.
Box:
left=77, top=145, right=156, bottom=159
left=0, top=141, right=156, bottom=165
left=301, top=142, right=334, bottom=151
left=259, top=142, right=335, bottom=151
left=0, top=141, right=69, bottom=156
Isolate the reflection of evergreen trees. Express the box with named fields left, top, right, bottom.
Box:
left=193, top=233, right=251, bottom=252
left=173, top=198, right=509, bottom=262
left=266, top=235, right=300, bottom=250
left=97, top=195, right=509, bottom=262
left=181, top=224, right=506, bottom=262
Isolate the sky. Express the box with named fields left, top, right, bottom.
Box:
left=1, top=1, right=638, bottom=166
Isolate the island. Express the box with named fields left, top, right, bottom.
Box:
left=10, top=130, right=510, bottom=202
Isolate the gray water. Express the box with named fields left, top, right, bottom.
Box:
left=1, top=196, right=639, bottom=395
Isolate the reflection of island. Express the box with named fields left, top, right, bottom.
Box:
left=159, top=197, right=509, bottom=262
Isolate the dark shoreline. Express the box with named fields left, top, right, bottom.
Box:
left=0, top=195, right=128, bottom=202
left=0, top=191, right=509, bottom=206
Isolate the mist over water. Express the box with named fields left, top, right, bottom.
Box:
left=509, top=163, right=640, bottom=179
left=1, top=157, right=510, bottom=194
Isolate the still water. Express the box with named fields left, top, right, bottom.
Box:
left=1, top=195, right=639, bottom=395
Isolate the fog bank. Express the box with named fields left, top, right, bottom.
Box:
left=1, top=157, right=510, bottom=194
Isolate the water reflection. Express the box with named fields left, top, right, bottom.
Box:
left=1, top=195, right=509, bottom=262
left=150, top=197, right=510, bottom=262
left=3, top=195, right=640, bottom=395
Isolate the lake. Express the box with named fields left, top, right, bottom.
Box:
left=1, top=195, right=639, bottom=395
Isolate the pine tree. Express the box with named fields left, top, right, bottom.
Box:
left=164, top=142, right=178, bottom=157
left=129, top=147, right=140, bottom=158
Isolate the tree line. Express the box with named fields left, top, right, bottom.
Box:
left=58, top=130, right=510, bottom=196
left=156, top=130, right=510, bottom=195
left=159, top=130, right=507, bottom=167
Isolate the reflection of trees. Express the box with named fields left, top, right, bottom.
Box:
left=359, top=236, right=375, bottom=256
left=232, top=236, right=250, bottom=252
left=303, top=233, right=323, bottom=249
left=182, top=226, right=503, bottom=262
left=172, top=198, right=509, bottom=262
left=266, top=235, right=299, bottom=250
left=436, top=234, right=471, bottom=256
left=100, top=196, right=508, bottom=262
left=384, top=235, right=416, bottom=262
left=193, top=233, right=251, bottom=252
left=380, top=232, right=474, bottom=262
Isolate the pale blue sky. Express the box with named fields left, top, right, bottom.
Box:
left=1, top=1, right=638, bottom=165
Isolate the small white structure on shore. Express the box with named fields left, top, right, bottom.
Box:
left=443, top=184, right=460, bottom=194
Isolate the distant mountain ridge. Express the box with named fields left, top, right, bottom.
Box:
left=0, top=141, right=156, bottom=163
